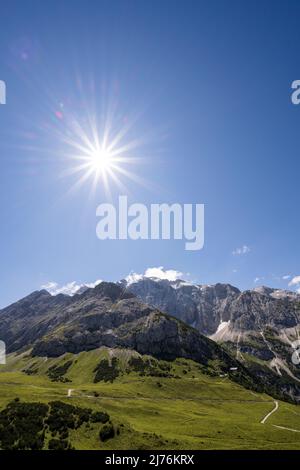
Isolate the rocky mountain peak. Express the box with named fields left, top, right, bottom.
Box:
left=83, top=281, right=134, bottom=302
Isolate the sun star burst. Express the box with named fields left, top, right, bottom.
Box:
left=59, top=111, right=151, bottom=198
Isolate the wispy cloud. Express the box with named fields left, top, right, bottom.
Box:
left=232, top=245, right=251, bottom=256
left=282, top=275, right=291, bottom=280
left=289, top=276, right=300, bottom=287
left=254, top=276, right=264, bottom=284
left=41, top=279, right=102, bottom=296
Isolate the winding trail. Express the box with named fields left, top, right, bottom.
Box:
left=273, top=425, right=300, bottom=433
left=260, top=400, right=279, bottom=424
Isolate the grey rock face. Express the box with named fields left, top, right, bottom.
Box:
left=0, top=290, right=72, bottom=352
left=122, top=278, right=240, bottom=335
left=229, top=290, right=300, bottom=331
left=123, top=278, right=300, bottom=335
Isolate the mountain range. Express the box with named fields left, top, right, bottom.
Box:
left=1, top=276, right=300, bottom=403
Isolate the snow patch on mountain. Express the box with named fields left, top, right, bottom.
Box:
left=215, top=320, right=230, bottom=334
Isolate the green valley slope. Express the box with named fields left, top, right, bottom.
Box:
left=0, top=347, right=300, bottom=450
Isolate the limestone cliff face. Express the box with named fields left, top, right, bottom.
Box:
left=123, top=277, right=300, bottom=336
left=122, top=278, right=240, bottom=335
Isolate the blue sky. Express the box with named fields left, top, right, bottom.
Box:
left=1, top=0, right=300, bottom=307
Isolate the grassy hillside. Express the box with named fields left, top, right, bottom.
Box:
left=0, top=347, right=300, bottom=450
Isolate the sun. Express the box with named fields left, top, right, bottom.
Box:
left=89, top=146, right=113, bottom=173
left=56, top=105, right=154, bottom=198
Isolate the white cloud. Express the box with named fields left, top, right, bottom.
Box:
left=144, top=267, right=183, bottom=281
left=125, top=267, right=184, bottom=285
left=289, top=276, right=300, bottom=287
left=41, top=279, right=102, bottom=296
left=125, top=273, right=144, bottom=285
left=254, top=277, right=261, bottom=284
left=282, top=275, right=291, bottom=280
left=232, top=245, right=251, bottom=256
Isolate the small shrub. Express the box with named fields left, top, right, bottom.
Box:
left=99, top=423, right=115, bottom=442
left=91, top=411, right=109, bottom=424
